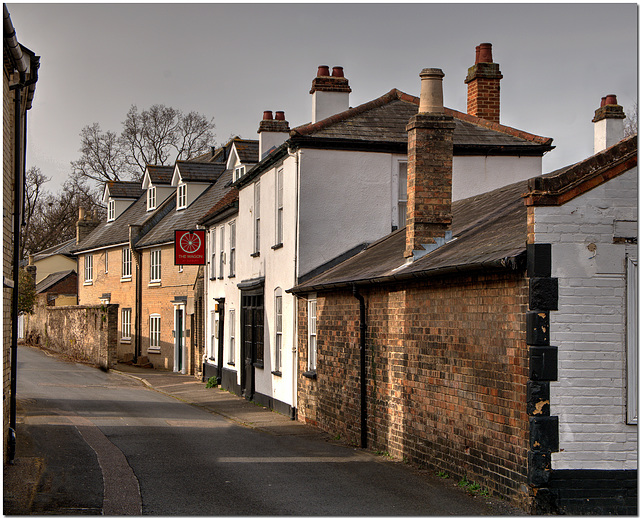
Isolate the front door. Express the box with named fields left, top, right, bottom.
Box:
left=240, top=292, right=263, bottom=399
left=175, top=306, right=184, bottom=373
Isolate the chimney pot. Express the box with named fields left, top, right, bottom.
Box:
left=79, top=207, right=86, bottom=220
left=331, top=66, right=344, bottom=78
left=275, top=111, right=285, bottom=121
left=474, top=45, right=481, bottom=64
left=605, top=94, right=618, bottom=106
left=418, top=68, right=445, bottom=114
left=600, top=97, right=607, bottom=108
left=317, top=65, right=330, bottom=77
left=263, top=110, right=273, bottom=120
left=477, top=43, right=493, bottom=63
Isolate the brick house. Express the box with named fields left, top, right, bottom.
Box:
left=35, top=269, right=78, bottom=306
left=201, top=44, right=553, bottom=418
left=3, top=4, right=39, bottom=464
left=290, top=68, right=637, bottom=513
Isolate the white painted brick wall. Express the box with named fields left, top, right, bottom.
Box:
left=533, top=168, right=637, bottom=470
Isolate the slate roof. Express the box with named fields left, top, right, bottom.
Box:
left=36, top=269, right=76, bottom=294
left=72, top=194, right=153, bottom=252
left=31, top=238, right=77, bottom=260
left=233, top=139, right=259, bottom=163
left=106, top=181, right=143, bottom=199
left=135, top=177, right=229, bottom=248
left=291, top=89, right=553, bottom=151
left=290, top=179, right=529, bottom=292
left=146, top=165, right=173, bottom=185
left=175, top=161, right=225, bottom=183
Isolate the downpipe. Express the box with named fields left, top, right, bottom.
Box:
left=352, top=285, right=367, bottom=448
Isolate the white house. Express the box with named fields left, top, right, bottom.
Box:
left=201, top=43, right=555, bottom=418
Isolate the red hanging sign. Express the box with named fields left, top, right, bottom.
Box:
left=174, top=230, right=206, bottom=265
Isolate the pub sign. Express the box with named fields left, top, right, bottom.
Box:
left=174, top=230, right=206, bottom=265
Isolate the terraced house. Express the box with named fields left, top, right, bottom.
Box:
left=199, top=44, right=554, bottom=420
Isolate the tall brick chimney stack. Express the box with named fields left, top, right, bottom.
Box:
left=76, top=207, right=100, bottom=244
left=592, top=94, right=626, bottom=153
left=310, top=65, right=351, bottom=123
left=258, top=110, right=290, bottom=160
left=404, top=68, right=456, bottom=259
left=464, top=43, right=503, bottom=123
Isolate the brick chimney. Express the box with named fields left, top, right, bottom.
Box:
left=464, top=43, right=503, bottom=123
left=593, top=94, right=626, bottom=153
left=310, top=65, right=351, bottom=123
left=404, top=68, right=456, bottom=259
left=76, top=207, right=100, bottom=244
left=258, top=110, right=290, bottom=160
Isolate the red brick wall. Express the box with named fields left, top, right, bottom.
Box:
left=297, top=272, right=530, bottom=507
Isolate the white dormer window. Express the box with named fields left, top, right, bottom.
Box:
left=234, top=166, right=245, bottom=182
left=177, top=183, right=187, bottom=210
left=148, top=186, right=156, bottom=210
left=108, top=199, right=115, bottom=221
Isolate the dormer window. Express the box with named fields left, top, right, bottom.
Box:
left=177, top=183, right=187, bottom=210
left=108, top=199, right=115, bottom=221
left=234, top=166, right=245, bottom=182
left=148, top=186, right=156, bottom=210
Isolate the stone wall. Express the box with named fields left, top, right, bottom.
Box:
left=26, top=304, right=119, bottom=370
left=297, top=271, right=531, bottom=509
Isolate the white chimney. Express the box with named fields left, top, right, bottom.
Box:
left=258, top=110, right=290, bottom=160
left=593, top=94, right=626, bottom=153
left=310, top=65, right=351, bottom=123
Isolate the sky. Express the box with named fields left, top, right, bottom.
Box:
left=6, top=2, right=639, bottom=193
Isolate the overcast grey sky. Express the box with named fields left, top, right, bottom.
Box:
left=6, top=2, right=639, bottom=193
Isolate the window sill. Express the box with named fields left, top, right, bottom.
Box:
left=271, top=370, right=282, bottom=377
left=271, top=243, right=283, bottom=250
left=147, top=347, right=161, bottom=355
left=121, top=338, right=132, bottom=343
left=148, top=281, right=161, bottom=287
left=83, top=281, right=93, bottom=286
left=250, top=252, right=260, bottom=258
left=253, top=361, right=264, bottom=369
left=121, top=277, right=132, bottom=283
left=302, top=370, right=317, bottom=380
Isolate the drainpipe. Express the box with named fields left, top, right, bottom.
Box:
left=291, top=147, right=301, bottom=420
left=352, top=285, right=367, bottom=448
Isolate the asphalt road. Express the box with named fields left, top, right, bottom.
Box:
left=8, top=346, right=517, bottom=515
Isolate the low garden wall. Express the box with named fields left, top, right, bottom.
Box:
left=25, top=304, right=119, bottom=370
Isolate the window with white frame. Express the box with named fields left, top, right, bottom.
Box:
left=108, top=199, right=115, bottom=221
left=398, top=161, right=408, bottom=228
left=234, top=165, right=245, bottom=182
left=121, top=308, right=131, bottom=340
left=210, top=228, right=216, bottom=279
left=627, top=254, right=637, bottom=424
left=308, top=294, right=317, bottom=371
left=254, top=181, right=260, bottom=254
left=210, top=310, right=216, bottom=361
left=150, top=249, right=161, bottom=283
left=218, top=225, right=225, bottom=279
left=276, top=168, right=284, bottom=246
left=228, top=309, right=235, bottom=365
left=84, top=254, right=93, bottom=283
left=177, top=183, right=187, bottom=210
left=229, top=220, right=236, bottom=277
left=148, top=186, right=156, bottom=210
left=149, top=314, right=161, bottom=350
left=104, top=251, right=109, bottom=274
left=274, top=289, right=283, bottom=373
left=122, top=247, right=132, bottom=279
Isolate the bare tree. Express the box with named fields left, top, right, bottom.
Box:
left=624, top=102, right=638, bottom=137
left=70, top=123, right=135, bottom=184
left=121, top=104, right=215, bottom=176
left=20, top=166, right=50, bottom=260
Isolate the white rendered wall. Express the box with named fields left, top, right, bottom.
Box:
left=533, top=168, right=638, bottom=470
left=312, top=91, right=349, bottom=124
left=452, top=155, right=542, bottom=201
left=236, top=155, right=299, bottom=408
